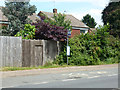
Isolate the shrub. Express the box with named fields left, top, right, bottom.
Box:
left=54, top=25, right=120, bottom=65
left=15, top=24, right=36, bottom=39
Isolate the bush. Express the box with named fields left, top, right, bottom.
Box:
left=54, top=25, right=120, bottom=65
left=15, top=24, right=36, bottom=39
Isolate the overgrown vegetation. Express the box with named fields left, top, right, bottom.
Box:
left=102, top=1, right=120, bottom=38
left=39, top=13, right=72, bottom=30
left=15, top=24, right=36, bottom=39
left=54, top=25, right=120, bottom=65
left=32, top=20, right=68, bottom=41
left=2, top=1, right=37, bottom=36
left=32, top=13, right=72, bottom=41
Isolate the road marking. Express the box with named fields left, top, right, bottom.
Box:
left=80, top=73, right=88, bottom=76
left=97, top=71, right=107, bottom=74
left=62, top=74, right=67, bottom=76
left=108, top=74, right=117, bottom=76
left=88, top=76, right=100, bottom=79
left=33, top=81, right=48, bottom=85
left=68, top=73, right=73, bottom=75
left=89, top=71, right=107, bottom=74
left=62, top=79, right=76, bottom=81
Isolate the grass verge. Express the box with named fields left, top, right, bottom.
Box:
left=0, top=64, right=71, bottom=71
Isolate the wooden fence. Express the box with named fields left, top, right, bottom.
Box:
left=0, top=36, right=22, bottom=67
left=0, top=36, right=60, bottom=67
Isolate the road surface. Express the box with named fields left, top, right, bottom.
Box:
left=1, top=64, right=119, bottom=88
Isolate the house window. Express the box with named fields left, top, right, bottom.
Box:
left=80, top=30, right=85, bottom=33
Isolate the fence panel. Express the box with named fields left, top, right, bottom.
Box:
left=0, top=36, right=22, bottom=67
left=0, top=37, right=60, bottom=67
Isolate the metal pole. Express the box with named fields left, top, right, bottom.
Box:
left=67, top=30, right=68, bottom=65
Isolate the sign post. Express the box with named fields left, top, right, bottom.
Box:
left=67, top=30, right=71, bottom=65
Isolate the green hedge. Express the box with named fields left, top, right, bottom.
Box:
left=54, top=25, right=120, bottom=65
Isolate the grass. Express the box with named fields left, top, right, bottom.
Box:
left=0, top=64, right=71, bottom=71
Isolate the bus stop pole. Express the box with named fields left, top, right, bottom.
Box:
left=67, top=30, right=68, bottom=65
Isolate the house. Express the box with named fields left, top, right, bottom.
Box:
left=0, top=6, right=39, bottom=28
left=38, top=8, right=90, bottom=37
left=0, top=6, right=9, bottom=28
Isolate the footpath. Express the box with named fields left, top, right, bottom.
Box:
left=1, top=64, right=118, bottom=78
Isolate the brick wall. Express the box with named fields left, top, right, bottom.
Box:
left=71, top=29, right=80, bottom=37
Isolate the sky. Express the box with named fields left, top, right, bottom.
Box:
left=0, top=0, right=110, bottom=27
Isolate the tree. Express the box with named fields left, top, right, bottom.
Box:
left=82, top=14, right=97, bottom=28
left=32, top=20, right=68, bottom=41
left=32, top=13, right=71, bottom=41
left=39, top=13, right=72, bottom=31
left=2, top=1, right=37, bottom=35
left=102, top=1, right=120, bottom=38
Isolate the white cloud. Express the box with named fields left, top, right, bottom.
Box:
left=69, top=8, right=103, bottom=27
left=0, top=1, right=5, bottom=6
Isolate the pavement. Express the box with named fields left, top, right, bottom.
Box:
left=1, top=64, right=119, bottom=78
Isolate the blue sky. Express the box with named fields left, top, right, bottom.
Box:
left=0, top=0, right=110, bottom=27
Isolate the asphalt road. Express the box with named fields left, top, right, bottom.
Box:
left=2, top=65, right=118, bottom=88
left=14, top=75, right=118, bottom=88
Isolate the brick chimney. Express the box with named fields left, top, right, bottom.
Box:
left=53, top=8, right=57, bottom=13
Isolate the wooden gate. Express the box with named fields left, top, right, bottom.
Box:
left=22, top=40, right=43, bottom=67
left=34, top=45, right=43, bottom=66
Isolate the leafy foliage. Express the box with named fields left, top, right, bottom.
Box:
left=32, top=20, right=67, bottom=41
left=32, top=13, right=71, bottom=41
left=39, top=13, right=72, bottom=30
left=2, top=1, right=37, bottom=35
left=15, top=24, right=36, bottom=39
left=82, top=14, right=97, bottom=28
left=54, top=25, right=120, bottom=65
left=102, top=1, right=120, bottom=38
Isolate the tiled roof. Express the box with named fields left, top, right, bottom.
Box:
left=39, top=11, right=89, bottom=28
left=28, top=13, right=40, bottom=22
left=0, top=6, right=8, bottom=21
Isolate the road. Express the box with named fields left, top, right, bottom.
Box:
left=1, top=64, right=119, bottom=88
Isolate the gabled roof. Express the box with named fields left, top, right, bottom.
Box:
left=39, top=11, right=89, bottom=28
left=0, top=6, right=8, bottom=21
left=28, top=13, right=40, bottom=22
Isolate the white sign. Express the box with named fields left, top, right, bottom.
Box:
left=68, top=31, right=71, bottom=36
left=67, top=46, right=70, bottom=56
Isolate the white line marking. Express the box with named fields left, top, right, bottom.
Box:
left=68, top=73, right=73, bottom=75
left=88, top=76, right=100, bottom=79
left=97, top=71, right=107, bottom=74
left=62, top=74, right=67, bottom=76
left=33, top=81, right=48, bottom=85
left=81, top=74, right=88, bottom=76
left=62, top=79, right=76, bottom=81
left=89, top=71, right=107, bottom=74
left=108, top=74, right=117, bottom=76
